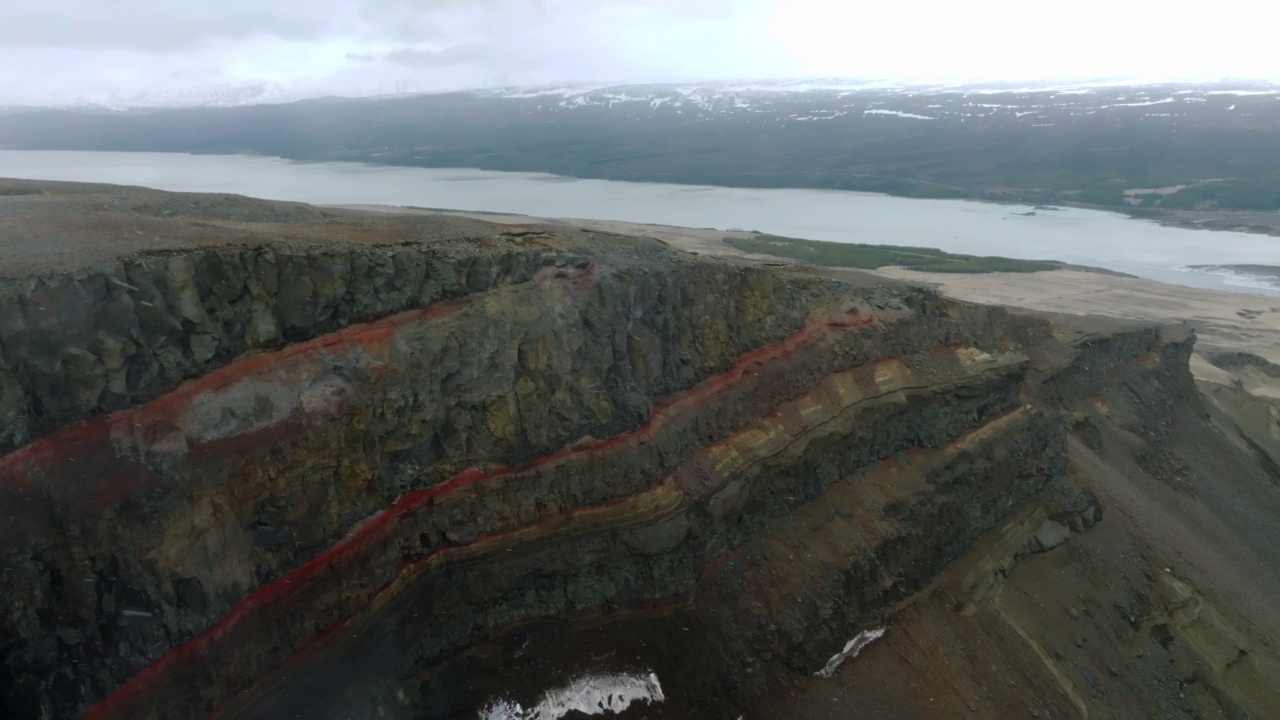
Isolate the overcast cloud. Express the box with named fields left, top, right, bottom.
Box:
left=0, top=0, right=1276, bottom=106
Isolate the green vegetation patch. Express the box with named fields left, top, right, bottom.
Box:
left=725, top=234, right=1060, bottom=273
left=1154, top=180, right=1280, bottom=211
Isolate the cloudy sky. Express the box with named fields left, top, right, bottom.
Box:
left=1, top=0, right=1277, bottom=106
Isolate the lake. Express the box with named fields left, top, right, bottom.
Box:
left=1, top=150, right=1276, bottom=296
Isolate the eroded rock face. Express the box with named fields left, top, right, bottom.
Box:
left=1, top=182, right=1271, bottom=720
left=0, top=239, right=550, bottom=453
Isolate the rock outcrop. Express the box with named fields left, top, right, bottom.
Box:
left=1, top=180, right=1278, bottom=720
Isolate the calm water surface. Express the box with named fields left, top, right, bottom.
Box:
left=1, top=150, right=1276, bottom=296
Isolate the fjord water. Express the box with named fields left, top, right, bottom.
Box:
left=2, top=150, right=1276, bottom=295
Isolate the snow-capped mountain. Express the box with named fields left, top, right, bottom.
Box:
left=11, top=76, right=1280, bottom=112
left=471, top=79, right=1280, bottom=125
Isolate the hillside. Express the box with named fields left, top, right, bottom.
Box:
left=0, top=181, right=1277, bottom=719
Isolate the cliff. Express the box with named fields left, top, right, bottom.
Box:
left=1, top=180, right=1278, bottom=719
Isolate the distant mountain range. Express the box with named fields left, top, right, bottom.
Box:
left=5, top=76, right=1276, bottom=111
left=2, top=80, right=1279, bottom=212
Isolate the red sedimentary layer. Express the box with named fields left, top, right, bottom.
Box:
left=222, top=348, right=1009, bottom=719
left=80, top=309, right=878, bottom=719
left=0, top=298, right=467, bottom=507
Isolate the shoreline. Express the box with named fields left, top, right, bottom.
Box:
left=304, top=153, right=1280, bottom=240
left=1079, top=202, right=1280, bottom=238
left=6, top=146, right=1275, bottom=238
left=3, top=152, right=1275, bottom=277
left=332, top=202, right=1279, bottom=295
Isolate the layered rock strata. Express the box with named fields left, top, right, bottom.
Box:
left=0, top=181, right=1253, bottom=720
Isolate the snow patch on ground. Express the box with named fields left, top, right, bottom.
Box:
left=1204, top=90, right=1280, bottom=96
left=814, top=627, right=887, bottom=679
left=478, top=672, right=665, bottom=720
left=1102, top=97, right=1176, bottom=107
left=864, top=109, right=935, bottom=120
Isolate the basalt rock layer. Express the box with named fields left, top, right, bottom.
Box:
left=1, top=180, right=1278, bottom=720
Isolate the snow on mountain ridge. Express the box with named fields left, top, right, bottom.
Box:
left=10, top=77, right=1280, bottom=111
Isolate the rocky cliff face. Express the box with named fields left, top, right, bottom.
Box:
left=1, top=181, right=1278, bottom=720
